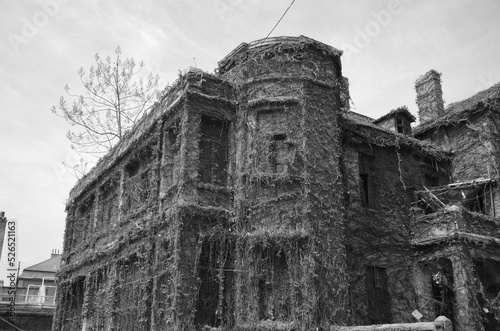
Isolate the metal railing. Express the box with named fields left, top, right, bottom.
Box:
left=0, top=286, right=56, bottom=307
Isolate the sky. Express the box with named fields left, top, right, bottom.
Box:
left=0, top=0, right=499, bottom=272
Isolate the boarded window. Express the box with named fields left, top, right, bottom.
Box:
left=366, top=266, right=390, bottom=324
left=199, top=116, right=229, bottom=185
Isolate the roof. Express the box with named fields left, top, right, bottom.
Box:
left=218, top=35, right=343, bottom=74
left=344, top=111, right=450, bottom=160
left=373, top=106, right=416, bottom=124
left=20, top=254, right=61, bottom=277
left=414, top=82, right=500, bottom=136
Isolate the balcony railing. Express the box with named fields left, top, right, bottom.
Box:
left=0, top=286, right=56, bottom=307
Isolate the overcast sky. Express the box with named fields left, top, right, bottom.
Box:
left=0, top=0, right=499, bottom=270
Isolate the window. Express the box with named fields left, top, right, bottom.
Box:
left=76, top=195, right=95, bottom=243
left=366, top=266, right=390, bottom=324
left=396, top=117, right=411, bottom=135
left=359, top=154, right=375, bottom=208
left=396, top=118, right=405, bottom=134
left=468, top=189, right=485, bottom=214
left=257, top=248, right=290, bottom=321
left=162, top=118, right=181, bottom=189
left=99, top=177, right=119, bottom=229
left=360, top=173, right=369, bottom=207
left=270, top=134, right=288, bottom=173
left=123, top=148, right=154, bottom=212
left=199, top=115, right=229, bottom=185
left=168, top=118, right=180, bottom=146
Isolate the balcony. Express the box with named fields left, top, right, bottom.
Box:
left=0, top=286, right=56, bottom=308
left=412, top=178, right=500, bottom=246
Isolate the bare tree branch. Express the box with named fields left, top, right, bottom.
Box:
left=52, top=46, right=160, bottom=178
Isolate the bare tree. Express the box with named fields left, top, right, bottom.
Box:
left=52, top=46, right=160, bottom=177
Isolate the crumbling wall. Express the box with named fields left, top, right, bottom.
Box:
left=341, top=140, right=448, bottom=325
left=419, top=110, right=500, bottom=217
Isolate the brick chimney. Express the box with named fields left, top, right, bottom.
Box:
left=51, top=249, right=61, bottom=258
left=415, top=70, right=445, bottom=124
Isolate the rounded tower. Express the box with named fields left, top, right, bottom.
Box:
left=219, top=36, right=350, bottom=328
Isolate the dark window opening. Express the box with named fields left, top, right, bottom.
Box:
left=125, top=160, right=140, bottom=177
left=468, top=189, right=485, bottom=214
left=395, top=117, right=411, bottom=135
left=429, top=260, right=454, bottom=322
left=163, top=118, right=181, bottom=190
left=124, top=148, right=155, bottom=212
left=167, top=118, right=181, bottom=147
left=199, top=116, right=229, bottom=186
left=359, top=154, right=375, bottom=208
left=114, top=257, right=148, bottom=330
left=195, top=239, right=234, bottom=328
left=65, top=276, right=86, bottom=330
left=99, top=178, right=119, bottom=229
left=257, top=248, right=290, bottom=321
left=425, top=174, right=439, bottom=188
left=396, top=118, right=404, bottom=133
left=77, top=196, right=94, bottom=243
left=360, top=173, right=369, bottom=207
left=475, top=260, right=500, bottom=331
left=270, top=134, right=288, bottom=173
left=366, top=266, right=390, bottom=324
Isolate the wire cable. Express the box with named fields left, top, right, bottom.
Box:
left=0, top=316, right=26, bottom=331
left=260, top=0, right=296, bottom=45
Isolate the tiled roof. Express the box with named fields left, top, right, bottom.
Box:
left=21, top=255, right=61, bottom=275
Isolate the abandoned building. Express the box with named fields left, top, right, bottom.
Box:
left=53, top=36, right=500, bottom=331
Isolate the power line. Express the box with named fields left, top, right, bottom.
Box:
left=261, top=0, right=296, bottom=45
left=0, top=316, right=26, bottom=331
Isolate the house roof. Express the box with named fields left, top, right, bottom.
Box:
left=373, top=106, right=416, bottom=124
left=218, top=35, right=343, bottom=74
left=344, top=111, right=450, bottom=160
left=414, top=82, right=500, bottom=136
left=19, top=254, right=61, bottom=279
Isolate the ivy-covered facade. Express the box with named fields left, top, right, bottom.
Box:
left=54, top=36, right=500, bottom=331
